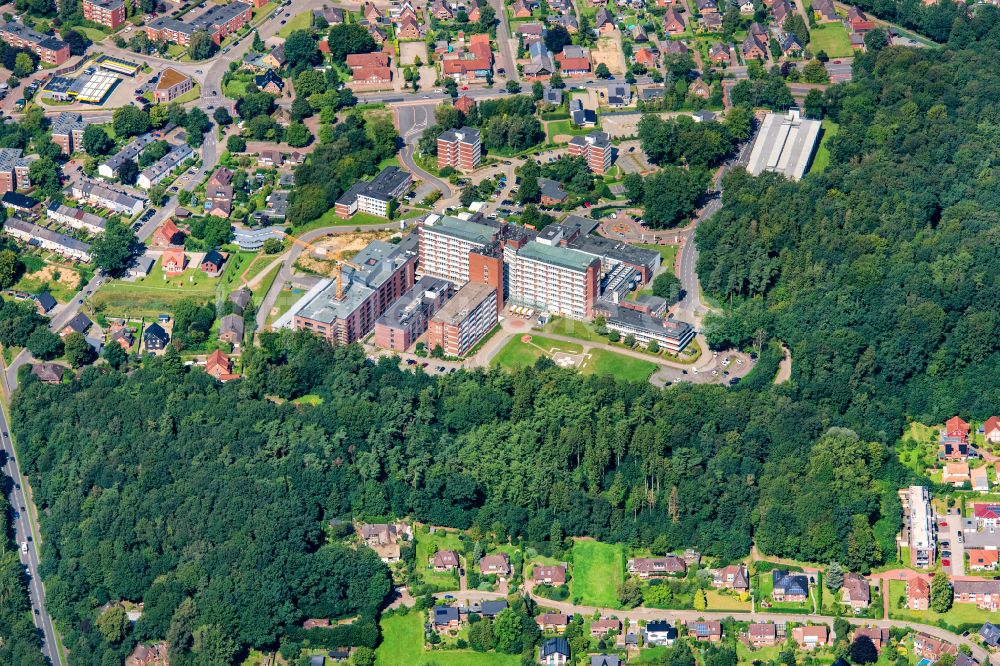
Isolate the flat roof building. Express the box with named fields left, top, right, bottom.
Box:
left=373, top=276, right=454, bottom=352
left=418, top=214, right=499, bottom=284
left=509, top=240, right=600, bottom=319
left=427, top=281, right=498, bottom=357
left=604, top=307, right=695, bottom=353
left=51, top=112, right=87, bottom=155
left=747, top=109, right=821, bottom=181
left=145, top=2, right=252, bottom=46
left=438, top=127, right=482, bottom=171
left=291, top=236, right=418, bottom=344
left=567, top=131, right=613, bottom=175
left=0, top=148, right=32, bottom=195
left=901, top=485, right=935, bottom=569
left=83, top=0, right=126, bottom=29
left=334, top=167, right=411, bottom=219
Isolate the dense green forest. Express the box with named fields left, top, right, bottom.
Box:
left=0, top=470, right=46, bottom=666
left=699, top=10, right=1000, bottom=428
left=12, top=330, right=905, bottom=663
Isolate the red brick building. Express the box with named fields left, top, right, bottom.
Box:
left=83, top=0, right=126, bottom=29
left=426, top=282, right=498, bottom=357
left=0, top=22, right=70, bottom=65
left=437, top=127, right=482, bottom=171
left=567, top=131, right=613, bottom=175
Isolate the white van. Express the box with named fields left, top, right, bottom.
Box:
left=21, top=542, right=28, bottom=555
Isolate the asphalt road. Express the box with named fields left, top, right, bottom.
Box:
left=395, top=103, right=454, bottom=199
left=0, top=406, right=61, bottom=666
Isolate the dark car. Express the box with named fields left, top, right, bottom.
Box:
left=729, top=377, right=740, bottom=386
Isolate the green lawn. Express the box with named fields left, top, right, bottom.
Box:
left=224, top=79, right=249, bottom=99
left=91, top=254, right=240, bottom=317
left=571, top=539, right=624, bottom=608
left=546, top=119, right=601, bottom=141
left=414, top=526, right=464, bottom=591
left=78, top=26, right=108, bottom=42
left=705, top=589, right=751, bottom=611
left=277, top=10, right=312, bottom=37
left=172, top=84, right=201, bottom=105
left=887, top=579, right=1000, bottom=626
left=581, top=348, right=658, bottom=382
left=635, top=243, right=678, bottom=268
left=291, top=394, right=323, bottom=405
left=809, top=23, right=853, bottom=58
left=543, top=317, right=604, bottom=342
left=810, top=119, right=839, bottom=174
left=265, top=287, right=304, bottom=326
left=376, top=612, right=520, bottom=666
left=251, top=262, right=282, bottom=307
left=491, top=334, right=583, bottom=371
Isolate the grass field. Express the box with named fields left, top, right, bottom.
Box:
left=811, top=119, right=839, bottom=174
left=635, top=243, right=678, bottom=268
left=809, top=23, right=853, bottom=58
left=546, top=119, right=600, bottom=141
left=172, top=84, right=201, bottom=105
left=571, top=540, right=624, bottom=607
left=91, top=255, right=239, bottom=317
left=543, top=317, right=604, bottom=342
left=265, top=287, right=304, bottom=326
left=888, top=579, right=1000, bottom=625
left=491, top=334, right=583, bottom=370
left=224, top=78, right=249, bottom=99
left=705, top=589, right=752, bottom=610
left=78, top=27, right=108, bottom=42
left=277, top=10, right=312, bottom=37
left=581, top=348, right=658, bottom=382
left=376, top=612, right=520, bottom=666
left=414, top=527, right=464, bottom=590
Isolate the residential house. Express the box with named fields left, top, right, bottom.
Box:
left=742, top=30, right=768, bottom=60
left=431, top=605, right=461, bottom=631
left=533, top=564, right=567, bottom=585
left=34, top=292, right=56, bottom=314
left=558, top=13, right=579, bottom=32
left=846, top=6, right=874, bottom=32
left=512, top=0, right=532, bottom=17
left=771, top=0, right=791, bottom=23
left=772, top=570, right=809, bottom=602
left=162, top=248, right=187, bottom=275
left=536, top=613, right=570, bottom=632
left=205, top=349, right=239, bottom=381
left=972, top=465, right=990, bottom=491
left=154, top=68, right=193, bottom=103
left=143, top=322, right=169, bottom=351
left=229, top=288, right=252, bottom=315
left=842, top=573, right=870, bottom=611
left=781, top=33, right=804, bottom=57
left=590, top=618, right=621, bottom=637
left=634, top=46, right=657, bottom=67
left=605, top=82, right=631, bottom=106
left=595, top=7, right=615, bottom=32
left=645, top=620, right=677, bottom=646
left=748, top=623, right=777, bottom=647
left=441, top=34, right=493, bottom=83
left=204, top=166, right=234, bottom=217
left=396, top=15, right=422, bottom=39
left=126, top=642, right=168, bottom=666
left=107, top=322, right=134, bottom=350
left=688, top=77, right=710, bottom=98
left=154, top=219, right=185, bottom=246
left=853, top=627, right=890, bottom=652
left=31, top=363, right=65, bottom=383
left=431, top=0, right=454, bottom=19
left=627, top=556, right=686, bottom=578
left=4, top=217, right=92, bottom=262
left=663, top=39, right=689, bottom=55
left=347, top=52, right=393, bottom=89
left=480, top=600, right=508, bottom=617
left=200, top=249, right=226, bottom=277
left=709, top=41, right=731, bottom=64
left=455, top=95, right=476, bottom=115
left=590, top=657, right=620, bottom=666
left=313, top=6, right=345, bottom=24
left=258, top=149, right=284, bottom=167
left=687, top=621, right=722, bottom=642
left=970, top=549, right=1000, bottom=571
left=60, top=313, right=92, bottom=338
left=792, top=625, right=828, bottom=649
left=812, top=0, right=838, bottom=21
left=432, top=550, right=459, bottom=571
left=694, top=0, right=718, bottom=12
left=953, top=580, right=1000, bottom=610
left=538, top=178, right=567, bottom=205
left=255, top=69, right=284, bottom=95
left=555, top=45, right=591, bottom=76
left=359, top=523, right=410, bottom=563
left=540, top=638, right=570, bottom=666
left=913, top=633, right=957, bottom=662
left=631, top=24, right=647, bottom=41
left=739, top=0, right=754, bottom=12
left=570, top=99, right=597, bottom=126
left=479, top=553, right=511, bottom=577
left=943, top=461, right=971, bottom=486
left=219, top=313, right=245, bottom=349
left=983, top=416, right=1000, bottom=444
left=907, top=576, right=931, bottom=610
left=712, top=564, right=749, bottom=591
left=980, top=623, right=1000, bottom=649
left=663, top=9, right=685, bottom=33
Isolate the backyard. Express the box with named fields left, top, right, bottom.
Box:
left=90, top=254, right=241, bottom=317
left=376, top=612, right=520, bottom=666
left=887, top=579, right=1000, bottom=626
left=809, top=23, right=853, bottom=58
left=571, top=539, right=624, bottom=608
left=413, top=526, right=464, bottom=591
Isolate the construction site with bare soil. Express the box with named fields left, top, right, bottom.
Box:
left=292, top=230, right=396, bottom=276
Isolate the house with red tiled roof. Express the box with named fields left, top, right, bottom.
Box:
left=555, top=45, right=591, bottom=76
left=792, top=625, right=828, bottom=649
left=455, top=95, right=476, bottom=114
left=913, top=633, right=957, bottom=662
left=974, top=503, right=1000, bottom=527
left=983, top=416, right=1000, bottom=443
left=663, top=9, right=685, bottom=34
left=845, top=6, right=874, bottom=32
left=396, top=14, right=422, bottom=39
left=943, top=461, right=971, bottom=486
left=854, top=627, right=890, bottom=652
left=205, top=349, right=239, bottom=381
left=162, top=248, right=187, bottom=275
left=969, top=549, right=999, bottom=571
left=907, top=576, right=931, bottom=610
left=634, top=47, right=657, bottom=67
left=536, top=612, right=570, bottom=632
left=946, top=416, right=971, bottom=438
left=532, top=564, right=567, bottom=585
left=153, top=218, right=184, bottom=246
left=709, top=41, right=730, bottom=63
left=441, top=33, right=493, bottom=83
left=590, top=618, right=621, bottom=637
left=748, top=623, right=777, bottom=647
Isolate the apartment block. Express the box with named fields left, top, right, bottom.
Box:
left=83, top=0, right=126, bottom=28
left=899, top=485, right=935, bottom=569
left=145, top=2, right=252, bottom=46
left=373, top=276, right=454, bottom=352
left=334, top=167, right=411, bottom=219
left=51, top=112, right=87, bottom=155
left=154, top=68, right=194, bottom=103
left=437, top=127, right=482, bottom=171
left=418, top=214, right=498, bottom=283
left=509, top=240, right=600, bottom=319
left=426, top=281, right=498, bottom=357
left=291, top=236, right=418, bottom=344
left=567, top=131, right=613, bottom=175
left=0, top=22, right=70, bottom=65
left=0, top=148, right=32, bottom=195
